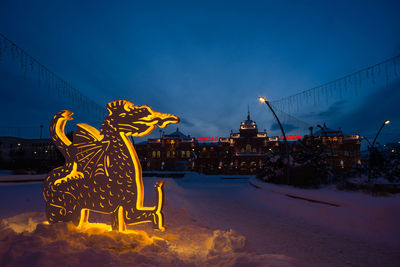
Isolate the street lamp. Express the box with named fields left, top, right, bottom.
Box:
left=258, top=96, right=290, bottom=184
left=368, top=120, right=390, bottom=182
left=360, top=136, right=372, bottom=146
left=372, top=120, right=390, bottom=148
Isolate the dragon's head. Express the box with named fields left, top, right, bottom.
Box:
left=102, top=100, right=179, bottom=136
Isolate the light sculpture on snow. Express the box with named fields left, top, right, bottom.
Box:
left=43, top=100, right=179, bottom=231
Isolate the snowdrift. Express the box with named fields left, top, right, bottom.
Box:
left=0, top=210, right=299, bottom=267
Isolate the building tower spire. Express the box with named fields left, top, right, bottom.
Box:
left=247, top=104, right=250, bottom=121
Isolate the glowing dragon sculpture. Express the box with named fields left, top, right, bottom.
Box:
left=43, top=100, right=179, bottom=231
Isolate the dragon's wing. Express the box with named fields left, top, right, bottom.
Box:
left=73, top=124, right=110, bottom=178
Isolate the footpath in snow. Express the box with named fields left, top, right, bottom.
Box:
left=249, top=176, right=400, bottom=248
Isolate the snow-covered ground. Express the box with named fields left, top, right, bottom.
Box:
left=0, top=172, right=399, bottom=266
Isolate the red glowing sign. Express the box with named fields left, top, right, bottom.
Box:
left=280, top=135, right=301, bottom=140
left=198, top=136, right=219, bottom=142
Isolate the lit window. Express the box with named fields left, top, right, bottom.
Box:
left=152, top=151, right=156, bottom=158
left=167, top=151, right=170, bottom=158
left=246, top=144, right=251, bottom=152
left=157, top=151, right=161, bottom=158
left=186, top=151, right=190, bottom=158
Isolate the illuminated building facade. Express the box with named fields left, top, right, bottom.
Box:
left=0, top=119, right=361, bottom=174
left=135, top=129, right=197, bottom=171
left=0, top=136, right=63, bottom=171
left=303, top=125, right=361, bottom=170
left=137, top=112, right=279, bottom=174
left=196, top=112, right=279, bottom=174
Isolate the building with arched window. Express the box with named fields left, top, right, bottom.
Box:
left=135, top=128, right=196, bottom=171
left=303, top=124, right=360, bottom=170
left=212, top=110, right=279, bottom=174
left=136, top=111, right=279, bottom=174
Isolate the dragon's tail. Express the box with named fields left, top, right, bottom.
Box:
left=50, top=110, right=73, bottom=158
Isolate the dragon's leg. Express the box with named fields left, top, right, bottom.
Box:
left=125, top=209, right=164, bottom=231
left=111, top=206, right=126, bottom=231
left=45, top=191, right=81, bottom=225
left=46, top=201, right=67, bottom=224
left=124, top=181, right=165, bottom=231
left=76, top=209, right=90, bottom=228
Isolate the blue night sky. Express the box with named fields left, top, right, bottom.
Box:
left=0, top=0, right=400, bottom=144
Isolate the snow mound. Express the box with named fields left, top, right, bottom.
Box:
left=0, top=210, right=298, bottom=266
left=207, top=229, right=246, bottom=256
left=0, top=212, right=299, bottom=266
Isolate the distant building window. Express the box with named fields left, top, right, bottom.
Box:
left=241, top=148, right=245, bottom=153
left=252, top=148, right=257, bottom=153
left=246, top=144, right=251, bottom=152
left=250, top=161, right=257, bottom=172
left=167, top=151, right=170, bottom=158
left=181, top=151, right=185, bottom=158
left=240, top=161, right=247, bottom=170
left=186, top=151, right=190, bottom=158
left=152, top=151, right=156, bottom=158
left=157, top=151, right=161, bottom=158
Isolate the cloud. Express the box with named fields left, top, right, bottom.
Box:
left=317, top=100, right=347, bottom=118
left=270, top=123, right=299, bottom=133
left=180, top=118, right=195, bottom=127
left=330, top=80, right=400, bottom=141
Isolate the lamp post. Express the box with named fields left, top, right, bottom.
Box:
left=368, top=120, right=390, bottom=182
left=258, top=96, right=290, bottom=184
left=372, top=120, right=390, bottom=148
left=360, top=136, right=372, bottom=146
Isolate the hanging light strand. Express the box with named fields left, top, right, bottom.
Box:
left=270, top=54, right=400, bottom=114
left=0, top=33, right=106, bottom=121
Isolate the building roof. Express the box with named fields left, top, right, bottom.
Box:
left=313, top=124, right=343, bottom=137
left=240, top=109, right=258, bottom=131
left=163, top=128, right=189, bottom=139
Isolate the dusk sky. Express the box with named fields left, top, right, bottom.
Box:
left=1, top=0, right=400, bottom=144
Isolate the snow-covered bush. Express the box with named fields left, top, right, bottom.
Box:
left=257, top=139, right=332, bottom=188
left=379, top=147, right=400, bottom=182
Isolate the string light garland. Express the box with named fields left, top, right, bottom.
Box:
left=270, top=55, right=400, bottom=114
left=0, top=33, right=105, bottom=121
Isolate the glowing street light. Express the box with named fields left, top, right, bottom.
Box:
left=258, top=96, right=290, bottom=184
left=258, top=96, right=267, bottom=103
left=372, top=120, right=390, bottom=147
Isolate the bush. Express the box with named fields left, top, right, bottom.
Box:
left=257, top=138, right=332, bottom=187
